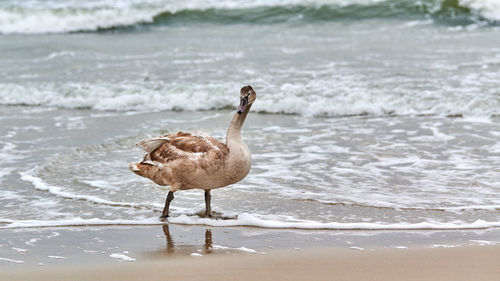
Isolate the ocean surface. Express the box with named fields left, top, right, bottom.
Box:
left=0, top=0, right=499, bottom=230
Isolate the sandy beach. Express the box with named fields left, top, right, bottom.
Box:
left=2, top=242, right=499, bottom=281
left=1, top=225, right=499, bottom=281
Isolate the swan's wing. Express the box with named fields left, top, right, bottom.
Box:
left=139, top=131, right=228, bottom=164
left=167, top=131, right=226, bottom=153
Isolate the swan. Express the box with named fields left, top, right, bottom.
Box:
left=129, top=85, right=256, bottom=219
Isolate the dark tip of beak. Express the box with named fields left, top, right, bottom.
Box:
left=238, top=97, right=248, bottom=115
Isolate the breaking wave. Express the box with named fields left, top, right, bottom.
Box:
left=0, top=82, right=499, bottom=117
left=0, top=0, right=499, bottom=34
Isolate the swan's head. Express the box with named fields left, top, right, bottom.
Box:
left=237, top=85, right=256, bottom=115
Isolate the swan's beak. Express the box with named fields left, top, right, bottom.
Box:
left=237, top=96, right=248, bottom=115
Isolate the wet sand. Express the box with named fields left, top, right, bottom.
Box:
left=2, top=245, right=499, bottom=281
left=1, top=225, right=499, bottom=280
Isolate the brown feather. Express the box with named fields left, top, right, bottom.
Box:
left=149, top=132, right=228, bottom=164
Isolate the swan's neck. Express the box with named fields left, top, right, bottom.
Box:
left=226, top=103, right=252, bottom=147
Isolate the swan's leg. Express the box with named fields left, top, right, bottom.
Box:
left=204, top=189, right=212, bottom=218
left=161, top=191, right=175, bottom=219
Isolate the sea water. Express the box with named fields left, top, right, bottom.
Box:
left=0, top=0, right=499, bottom=230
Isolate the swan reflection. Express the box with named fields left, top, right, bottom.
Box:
left=161, top=224, right=213, bottom=255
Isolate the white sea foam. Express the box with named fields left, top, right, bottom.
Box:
left=25, top=238, right=41, bottom=247
left=82, top=180, right=121, bottom=191
left=212, top=245, right=261, bottom=253
left=47, top=255, right=67, bottom=259
left=168, top=213, right=500, bottom=230
left=0, top=0, right=162, bottom=34
left=20, top=171, right=162, bottom=210
left=46, top=232, right=60, bottom=238
left=460, top=0, right=500, bottom=21
left=110, top=252, right=135, bottom=262
left=0, top=257, right=24, bottom=264
left=0, top=142, right=25, bottom=164
left=235, top=246, right=259, bottom=253
left=12, top=247, right=29, bottom=254
left=313, top=199, right=500, bottom=213
left=0, top=217, right=163, bottom=229
left=1, top=214, right=499, bottom=230
left=403, top=19, right=434, bottom=27
left=430, top=244, right=460, bottom=248
left=469, top=240, right=500, bottom=245
left=0, top=82, right=237, bottom=112
left=0, top=81, right=498, bottom=117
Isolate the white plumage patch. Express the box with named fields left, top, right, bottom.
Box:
left=141, top=160, right=164, bottom=168
left=129, top=164, right=139, bottom=172
left=137, top=137, right=169, bottom=153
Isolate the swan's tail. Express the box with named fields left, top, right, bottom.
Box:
left=129, top=162, right=142, bottom=174
left=129, top=160, right=171, bottom=186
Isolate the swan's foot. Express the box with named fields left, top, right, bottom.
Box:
left=195, top=211, right=216, bottom=219
left=195, top=212, right=215, bottom=219
left=194, top=210, right=237, bottom=220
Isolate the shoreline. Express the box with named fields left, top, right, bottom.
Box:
left=1, top=224, right=499, bottom=277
